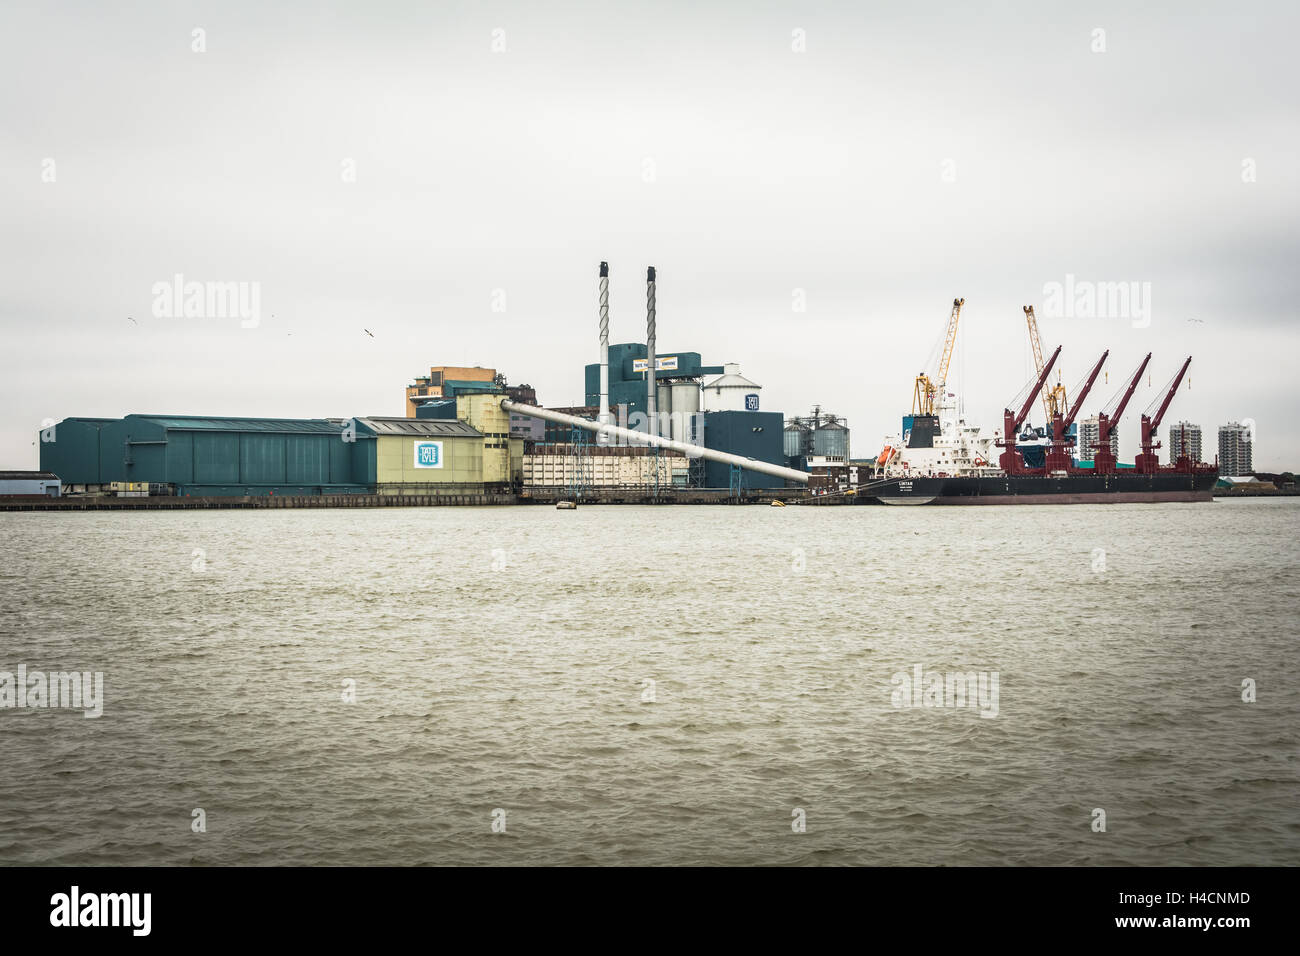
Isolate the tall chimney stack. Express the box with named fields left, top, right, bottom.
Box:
left=646, top=266, right=657, bottom=437
left=597, top=261, right=611, bottom=444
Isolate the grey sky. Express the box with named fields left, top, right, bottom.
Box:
left=3, top=1, right=1297, bottom=468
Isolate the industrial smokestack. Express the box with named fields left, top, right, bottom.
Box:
left=597, top=261, right=611, bottom=444
left=646, top=265, right=657, bottom=437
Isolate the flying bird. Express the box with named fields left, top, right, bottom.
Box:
left=363, top=329, right=375, bottom=338
left=1187, top=318, right=1204, bottom=324
left=127, top=317, right=138, bottom=325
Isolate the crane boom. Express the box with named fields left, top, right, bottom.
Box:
left=1147, top=357, right=1193, bottom=433
left=1045, top=350, right=1107, bottom=473
left=1105, top=352, right=1152, bottom=433
left=1024, top=305, right=1067, bottom=422
left=1062, top=351, right=1109, bottom=431
left=998, top=345, right=1061, bottom=475
left=1023, top=306, right=1049, bottom=421
left=1013, top=345, right=1061, bottom=432
left=935, top=297, right=964, bottom=393
left=1135, top=357, right=1193, bottom=474
left=912, top=298, right=965, bottom=415
left=1092, top=352, right=1151, bottom=474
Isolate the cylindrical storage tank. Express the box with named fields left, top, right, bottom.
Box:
left=811, top=424, right=849, bottom=460
left=657, top=383, right=673, bottom=438
left=702, top=364, right=761, bottom=412
left=783, top=425, right=807, bottom=459
left=668, top=381, right=700, bottom=443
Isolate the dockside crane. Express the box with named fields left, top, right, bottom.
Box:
left=1134, top=357, right=1192, bottom=475
left=1043, top=350, right=1108, bottom=473
left=912, top=298, right=965, bottom=417
left=998, top=345, right=1061, bottom=475
left=1024, top=306, right=1067, bottom=424
left=1092, top=352, right=1151, bottom=475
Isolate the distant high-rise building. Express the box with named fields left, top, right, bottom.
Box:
left=1076, top=416, right=1118, bottom=462
left=1168, top=421, right=1203, bottom=464
left=1218, top=422, right=1254, bottom=477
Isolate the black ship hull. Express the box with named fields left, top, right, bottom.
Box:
left=862, top=471, right=1218, bottom=505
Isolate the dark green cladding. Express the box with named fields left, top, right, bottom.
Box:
left=39, top=414, right=374, bottom=495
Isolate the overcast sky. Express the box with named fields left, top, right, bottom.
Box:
left=2, top=0, right=1297, bottom=469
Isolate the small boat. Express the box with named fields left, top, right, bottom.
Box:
left=770, top=499, right=786, bottom=507
left=555, top=500, right=577, bottom=510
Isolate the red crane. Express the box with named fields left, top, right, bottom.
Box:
left=1044, top=350, right=1109, bottom=473
left=998, top=345, right=1061, bottom=475
left=1092, top=352, right=1151, bottom=475
left=1134, top=357, right=1192, bottom=475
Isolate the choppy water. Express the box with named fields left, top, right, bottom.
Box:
left=1, top=499, right=1297, bottom=866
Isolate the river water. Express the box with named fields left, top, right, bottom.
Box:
left=1, top=499, right=1297, bottom=866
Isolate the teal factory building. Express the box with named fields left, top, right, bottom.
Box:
left=579, top=344, right=786, bottom=489
left=584, top=344, right=723, bottom=422
left=41, top=415, right=373, bottom=495
left=702, top=410, right=785, bottom=489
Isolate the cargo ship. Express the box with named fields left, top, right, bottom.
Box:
left=864, top=470, right=1217, bottom=505
left=867, top=334, right=1218, bottom=505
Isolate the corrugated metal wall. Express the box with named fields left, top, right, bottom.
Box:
left=703, top=411, right=785, bottom=489
left=38, top=418, right=114, bottom=484
left=375, top=436, right=482, bottom=484
left=457, top=394, right=510, bottom=484
left=39, top=415, right=375, bottom=494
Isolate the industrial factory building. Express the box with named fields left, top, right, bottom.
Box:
left=579, top=344, right=784, bottom=487
left=584, top=345, right=722, bottom=427
left=358, top=418, right=503, bottom=494
left=522, top=444, right=689, bottom=489
left=404, top=365, right=497, bottom=417
left=39, top=391, right=521, bottom=497
left=0, top=471, right=62, bottom=497
left=35, top=263, right=810, bottom=501
left=40, top=415, right=372, bottom=496
left=701, top=410, right=784, bottom=489
left=784, top=407, right=852, bottom=470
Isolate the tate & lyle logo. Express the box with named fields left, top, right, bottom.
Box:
left=414, top=441, right=443, bottom=469
left=744, top=393, right=760, bottom=411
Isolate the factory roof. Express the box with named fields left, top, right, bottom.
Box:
left=354, top=417, right=483, bottom=438
left=0, top=471, right=59, bottom=480
left=126, top=414, right=348, bottom=434
left=703, top=370, right=760, bottom=390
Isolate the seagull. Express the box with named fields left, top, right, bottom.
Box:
left=127, top=317, right=138, bottom=325
left=364, top=328, right=375, bottom=338
left=1187, top=318, right=1204, bottom=324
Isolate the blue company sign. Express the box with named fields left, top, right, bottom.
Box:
left=414, top=441, right=443, bottom=469
left=744, top=393, right=760, bottom=411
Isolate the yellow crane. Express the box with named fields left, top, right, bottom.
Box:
left=912, top=297, right=965, bottom=416
left=1023, top=305, right=1067, bottom=423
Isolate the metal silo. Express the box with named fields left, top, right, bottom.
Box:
left=669, top=381, right=700, bottom=442
left=811, top=419, right=850, bottom=460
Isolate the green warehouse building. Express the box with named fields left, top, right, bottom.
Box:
left=40, top=400, right=517, bottom=496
